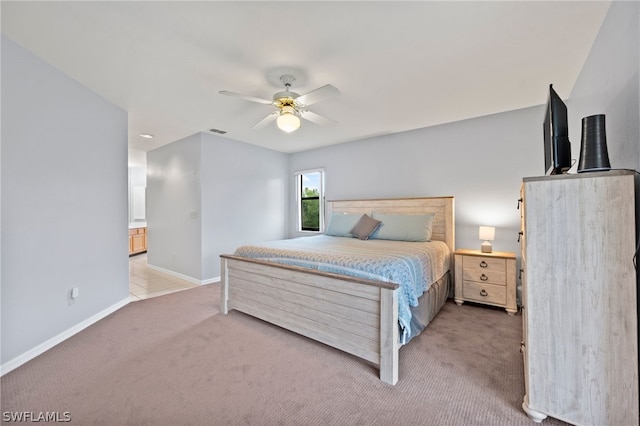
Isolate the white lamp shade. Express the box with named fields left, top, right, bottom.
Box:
left=276, top=111, right=300, bottom=133
left=479, top=226, right=495, bottom=241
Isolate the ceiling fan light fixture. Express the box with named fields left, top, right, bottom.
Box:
left=220, top=74, right=339, bottom=133
left=276, top=106, right=301, bottom=133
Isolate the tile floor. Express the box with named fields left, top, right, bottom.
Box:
left=129, top=253, right=199, bottom=301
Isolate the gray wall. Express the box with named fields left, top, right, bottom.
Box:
left=289, top=105, right=544, bottom=257
left=568, top=1, right=639, bottom=172
left=1, top=36, right=129, bottom=365
left=200, top=133, right=289, bottom=279
left=147, top=132, right=289, bottom=281
left=147, top=134, right=203, bottom=280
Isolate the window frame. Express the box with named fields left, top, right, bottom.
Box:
left=295, top=168, right=325, bottom=233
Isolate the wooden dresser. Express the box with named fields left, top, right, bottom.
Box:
left=520, top=170, right=639, bottom=425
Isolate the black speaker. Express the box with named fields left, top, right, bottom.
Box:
left=578, top=114, right=611, bottom=173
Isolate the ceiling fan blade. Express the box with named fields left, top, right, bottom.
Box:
left=252, top=112, right=279, bottom=129
left=219, top=90, right=274, bottom=105
left=295, top=84, right=340, bottom=106
left=299, top=110, right=335, bottom=126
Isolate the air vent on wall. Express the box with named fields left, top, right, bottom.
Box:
left=209, top=128, right=227, bottom=135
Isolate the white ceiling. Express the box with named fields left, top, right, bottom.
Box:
left=1, top=1, right=611, bottom=154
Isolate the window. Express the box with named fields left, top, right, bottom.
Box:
left=295, top=169, right=324, bottom=232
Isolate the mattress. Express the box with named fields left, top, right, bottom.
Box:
left=233, top=235, right=451, bottom=343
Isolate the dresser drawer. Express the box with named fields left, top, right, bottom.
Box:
left=462, top=257, right=506, bottom=285
left=462, top=280, right=507, bottom=306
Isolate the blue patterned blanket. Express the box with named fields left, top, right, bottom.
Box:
left=233, top=235, right=450, bottom=343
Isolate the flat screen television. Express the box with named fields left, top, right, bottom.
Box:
left=543, top=84, right=572, bottom=175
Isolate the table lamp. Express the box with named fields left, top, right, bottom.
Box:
left=479, top=226, right=495, bottom=253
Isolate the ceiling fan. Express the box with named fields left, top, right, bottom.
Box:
left=219, top=75, right=340, bottom=133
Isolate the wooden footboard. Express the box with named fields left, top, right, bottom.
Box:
left=220, top=255, right=401, bottom=385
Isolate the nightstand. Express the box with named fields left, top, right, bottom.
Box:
left=454, top=249, right=517, bottom=315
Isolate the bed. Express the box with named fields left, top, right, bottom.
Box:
left=220, top=196, right=455, bottom=385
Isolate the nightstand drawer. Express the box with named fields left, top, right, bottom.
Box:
left=463, top=256, right=505, bottom=273
left=462, top=257, right=506, bottom=285
left=463, top=280, right=507, bottom=305
left=462, top=267, right=506, bottom=286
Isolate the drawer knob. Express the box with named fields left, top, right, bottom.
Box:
left=480, top=273, right=489, bottom=281
left=480, top=289, right=489, bottom=297
left=479, top=261, right=488, bottom=268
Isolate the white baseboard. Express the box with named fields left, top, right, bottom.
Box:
left=146, top=263, right=220, bottom=285
left=0, top=297, right=130, bottom=376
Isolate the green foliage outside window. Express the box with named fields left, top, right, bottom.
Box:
left=301, top=187, right=320, bottom=231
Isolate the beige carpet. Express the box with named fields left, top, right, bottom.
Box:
left=1, top=284, right=567, bottom=425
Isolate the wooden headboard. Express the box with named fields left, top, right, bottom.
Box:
left=325, top=196, right=455, bottom=257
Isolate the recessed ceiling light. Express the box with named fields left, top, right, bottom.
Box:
left=140, top=133, right=154, bottom=139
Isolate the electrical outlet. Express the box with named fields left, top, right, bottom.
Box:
left=71, top=287, right=79, bottom=299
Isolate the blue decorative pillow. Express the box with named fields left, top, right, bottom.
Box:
left=371, top=213, right=436, bottom=242
left=325, top=213, right=363, bottom=237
